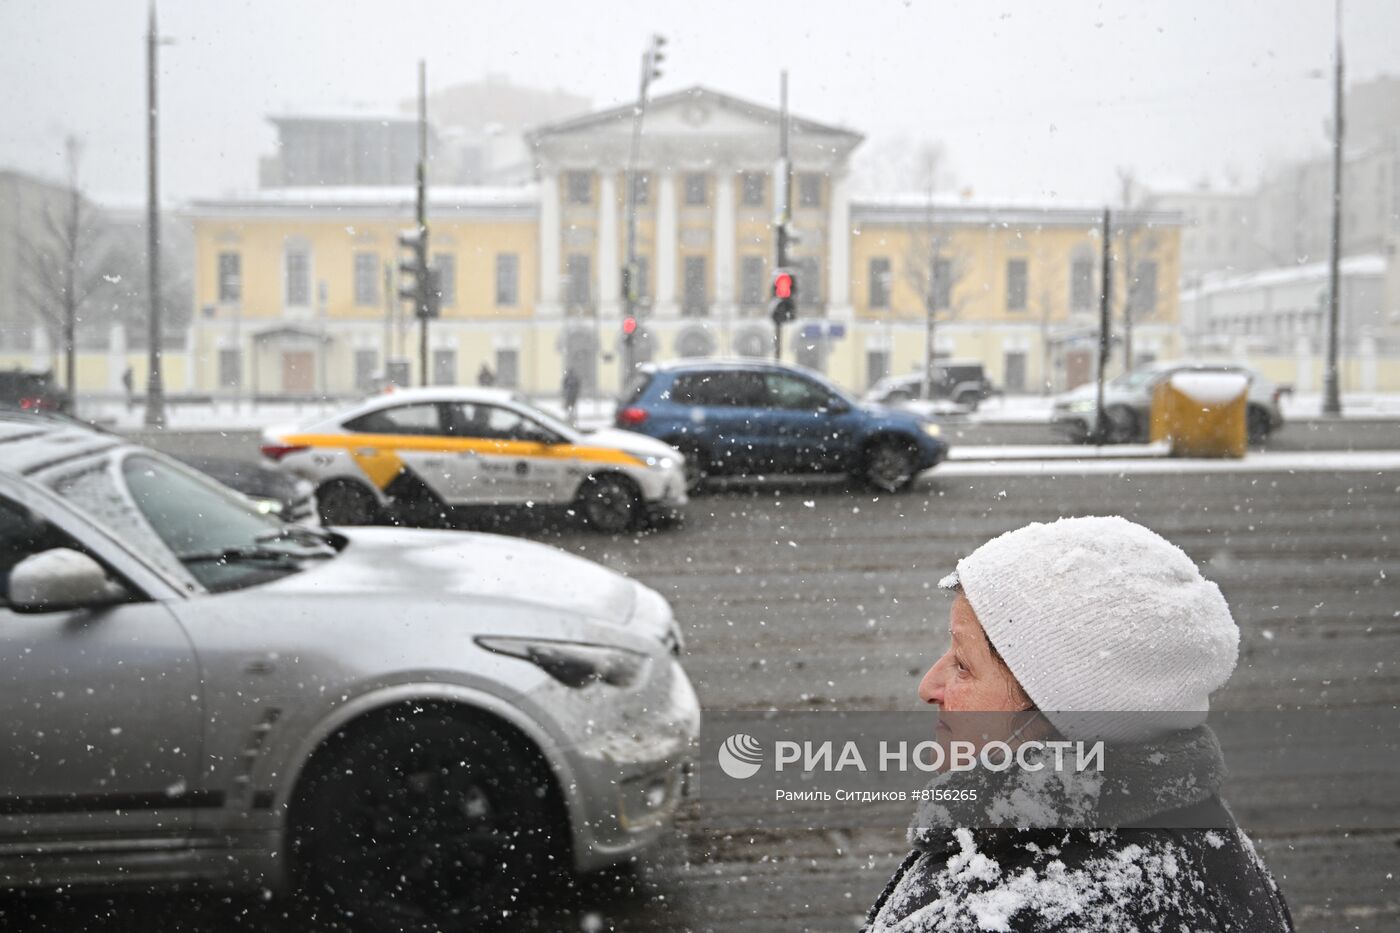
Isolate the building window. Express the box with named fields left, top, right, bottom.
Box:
left=431, top=349, right=457, bottom=386
left=566, top=171, right=591, bottom=205
left=217, top=348, right=242, bottom=389
left=353, top=252, right=379, bottom=307
left=285, top=248, right=310, bottom=306
left=1070, top=258, right=1095, bottom=311
left=495, top=348, right=519, bottom=388
left=684, top=172, right=708, bottom=206
left=795, top=257, right=821, bottom=308
left=682, top=256, right=708, bottom=316
left=740, top=255, right=766, bottom=307
left=432, top=253, right=456, bottom=307
left=741, top=172, right=766, bottom=207
left=869, top=257, right=892, bottom=309
left=630, top=172, right=650, bottom=205
left=495, top=253, right=519, bottom=307
left=1129, top=260, right=1158, bottom=314
left=867, top=349, right=890, bottom=388
left=930, top=257, right=952, bottom=311
left=217, top=252, right=241, bottom=304
left=798, top=173, right=822, bottom=209
left=354, top=348, right=378, bottom=391
left=1006, top=258, right=1028, bottom=312
left=565, top=254, right=591, bottom=306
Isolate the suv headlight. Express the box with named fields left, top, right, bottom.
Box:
left=476, top=637, right=647, bottom=688
left=1067, top=400, right=1097, bottom=413
left=920, top=422, right=942, bottom=438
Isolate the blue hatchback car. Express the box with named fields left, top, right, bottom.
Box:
left=616, top=359, right=949, bottom=492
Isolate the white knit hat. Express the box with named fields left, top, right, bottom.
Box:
left=944, top=516, right=1239, bottom=741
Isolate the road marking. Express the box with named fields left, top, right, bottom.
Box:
left=932, top=450, right=1400, bottom=478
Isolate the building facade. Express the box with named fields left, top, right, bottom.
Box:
left=186, top=87, right=1182, bottom=400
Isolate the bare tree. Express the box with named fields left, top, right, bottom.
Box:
left=17, top=136, right=109, bottom=395
left=901, top=144, right=970, bottom=398
left=1115, top=167, right=1163, bottom=372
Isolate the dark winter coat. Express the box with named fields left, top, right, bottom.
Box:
left=864, top=727, right=1294, bottom=932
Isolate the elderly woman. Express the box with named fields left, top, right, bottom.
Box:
left=865, top=516, right=1294, bottom=932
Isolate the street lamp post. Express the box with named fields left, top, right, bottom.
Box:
left=143, top=2, right=172, bottom=428
left=1322, top=0, right=1345, bottom=416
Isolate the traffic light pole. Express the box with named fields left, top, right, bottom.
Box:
left=416, top=60, right=430, bottom=387
left=1322, top=0, right=1344, bottom=416
left=1092, top=208, right=1112, bottom=445
left=622, top=36, right=664, bottom=383
left=143, top=3, right=167, bottom=428
left=773, top=70, right=791, bottom=362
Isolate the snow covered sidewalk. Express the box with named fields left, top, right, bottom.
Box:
left=935, top=449, right=1400, bottom=477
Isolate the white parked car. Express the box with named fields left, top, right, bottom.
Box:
left=262, top=387, right=687, bottom=532
left=0, top=414, right=699, bottom=928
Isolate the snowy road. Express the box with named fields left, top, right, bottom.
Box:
left=10, top=465, right=1398, bottom=931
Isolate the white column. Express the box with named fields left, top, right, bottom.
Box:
left=538, top=171, right=561, bottom=316
left=713, top=170, right=737, bottom=320
left=1360, top=331, right=1377, bottom=392
left=1294, top=335, right=1313, bottom=393
left=597, top=171, right=620, bottom=321
left=107, top=322, right=127, bottom=393
left=655, top=171, right=679, bottom=318
left=827, top=170, right=853, bottom=320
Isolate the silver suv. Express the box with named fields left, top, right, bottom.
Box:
left=0, top=415, right=698, bottom=929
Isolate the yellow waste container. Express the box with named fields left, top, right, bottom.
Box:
left=1149, top=371, right=1249, bottom=458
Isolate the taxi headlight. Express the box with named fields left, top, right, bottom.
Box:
left=640, top=454, right=676, bottom=470
left=920, top=422, right=941, bottom=438
left=477, top=637, right=646, bottom=689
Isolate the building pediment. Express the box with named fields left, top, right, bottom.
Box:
left=527, top=86, right=862, bottom=170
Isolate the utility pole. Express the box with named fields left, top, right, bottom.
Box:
left=416, top=59, right=430, bottom=387
left=144, top=1, right=169, bottom=428
left=623, top=35, right=665, bottom=381
left=1323, top=0, right=1345, bottom=416
left=1092, top=208, right=1112, bottom=445
left=772, top=70, right=793, bottom=361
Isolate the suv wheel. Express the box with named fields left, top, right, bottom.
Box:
left=862, top=437, right=920, bottom=492
left=578, top=474, right=642, bottom=533
left=292, top=711, right=566, bottom=932
left=316, top=480, right=381, bottom=526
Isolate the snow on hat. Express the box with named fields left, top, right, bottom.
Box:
left=946, top=516, right=1239, bottom=741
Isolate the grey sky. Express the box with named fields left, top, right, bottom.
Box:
left=2, top=0, right=1397, bottom=205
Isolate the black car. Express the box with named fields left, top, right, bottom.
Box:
left=863, top=362, right=997, bottom=410
left=0, top=370, right=70, bottom=414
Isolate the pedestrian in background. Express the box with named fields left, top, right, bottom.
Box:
left=477, top=363, right=495, bottom=387
left=121, top=366, right=134, bottom=411
left=562, top=367, right=581, bottom=426
left=864, top=516, right=1294, bottom=933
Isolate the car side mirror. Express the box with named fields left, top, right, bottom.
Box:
left=8, top=548, right=129, bottom=614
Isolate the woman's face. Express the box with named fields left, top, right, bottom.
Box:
left=918, top=592, right=1029, bottom=712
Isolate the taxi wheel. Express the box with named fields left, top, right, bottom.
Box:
left=578, top=474, right=642, bottom=534
left=316, top=481, right=382, bottom=526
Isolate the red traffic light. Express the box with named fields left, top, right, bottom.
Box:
left=773, top=270, right=794, bottom=300
left=622, top=316, right=638, bottom=335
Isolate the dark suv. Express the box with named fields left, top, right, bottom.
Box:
left=617, top=360, right=949, bottom=492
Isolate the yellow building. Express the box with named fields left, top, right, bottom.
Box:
left=185, top=87, right=1182, bottom=399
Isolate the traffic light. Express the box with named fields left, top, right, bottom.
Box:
left=622, top=315, right=638, bottom=347
left=770, top=267, right=797, bottom=325
left=398, top=227, right=439, bottom=320
left=647, top=34, right=666, bottom=82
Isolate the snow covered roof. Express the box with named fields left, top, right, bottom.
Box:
left=1183, top=254, right=1387, bottom=299
left=852, top=194, right=1183, bottom=228
left=185, top=184, right=538, bottom=220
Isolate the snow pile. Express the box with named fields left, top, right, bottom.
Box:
left=1168, top=371, right=1249, bottom=406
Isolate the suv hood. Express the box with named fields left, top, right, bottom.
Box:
left=262, top=527, right=639, bottom=623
